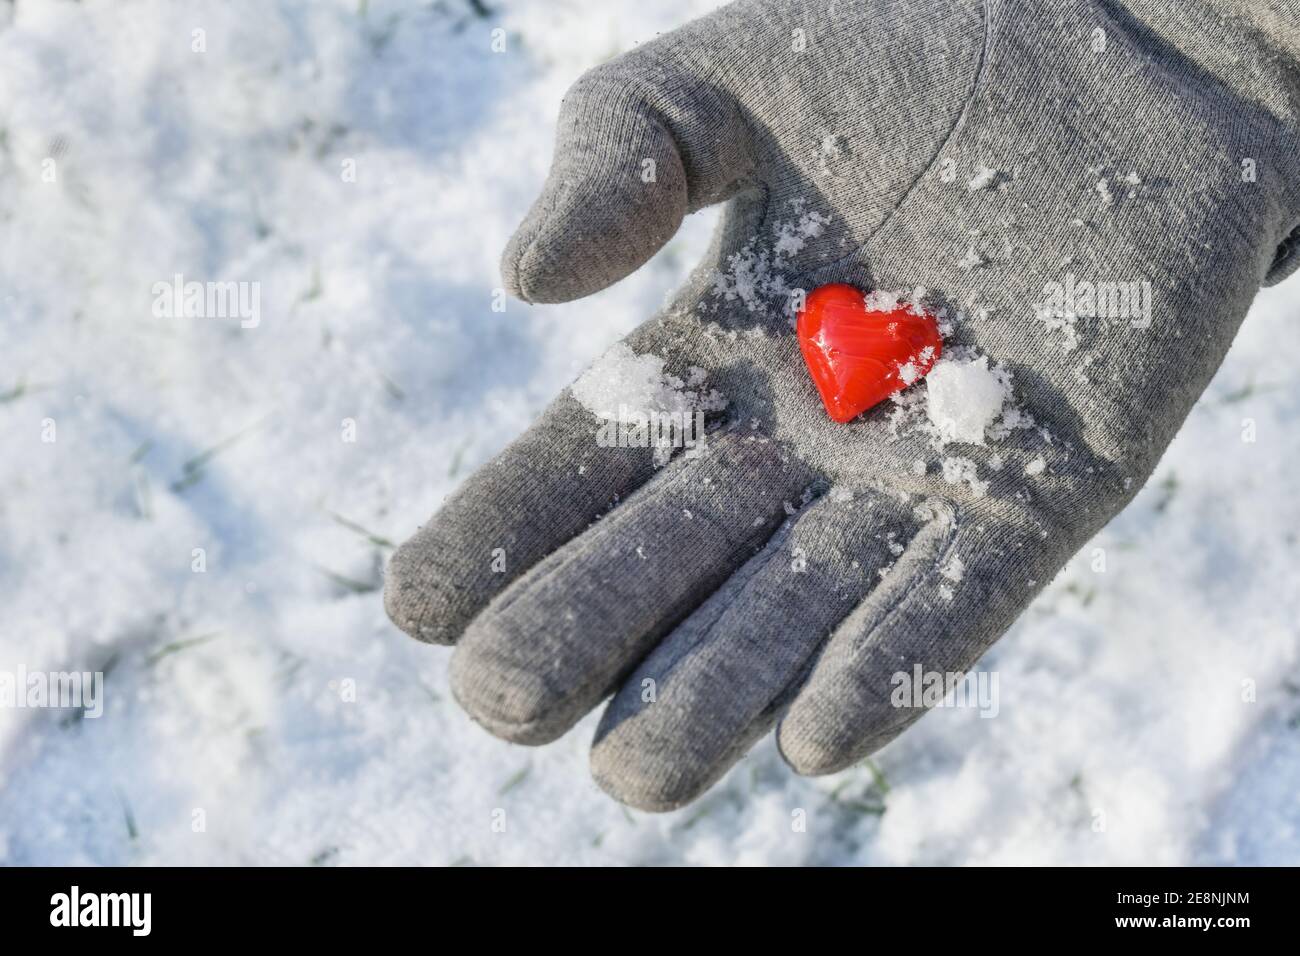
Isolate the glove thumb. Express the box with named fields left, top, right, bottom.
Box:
left=502, top=52, right=755, bottom=304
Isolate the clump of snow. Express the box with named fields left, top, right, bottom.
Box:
left=907, top=287, right=932, bottom=315
left=957, top=245, right=987, bottom=271
left=885, top=531, right=905, bottom=556
left=967, top=164, right=998, bottom=191
left=864, top=289, right=902, bottom=311
left=772, top=203, right=830, bottom=258
left=935, top=306, right=958, bottom=339
left=1089, top=166, right=1145, bottom=206
left=571, top=344, right=724, bottom=464
left=1025, top=455, right=1046, bottom=476
left=712, top=244, right=787, bottom=313
left=940, top=552, right=965, bottom=582
left=1035, top=301, right=1081, bottom=353
left=898, top=346, right=937, bottom=386
left=711, top=199, right=830, bottom=316
left=925, top=355, right=1014, bottom=446
left=816, top=134, right=850, bottom=177
left=1095, top=177, right=1114, bottom=206
left=571, top=342, right=724, bottom=421
left=941, top=456, right=989, bottom=497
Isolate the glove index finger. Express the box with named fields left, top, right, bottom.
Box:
left=384, top=391, right=660, bottom=645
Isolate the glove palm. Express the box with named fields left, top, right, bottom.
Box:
left=386, top=0, right=1300, bottom=809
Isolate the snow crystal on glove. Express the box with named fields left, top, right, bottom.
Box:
left=572, top=343, right=724, bottom=421
left=925, top=355, right=1014, bottom=445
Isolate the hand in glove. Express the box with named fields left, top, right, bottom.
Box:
left=386, top=0, right=1300, bottom=810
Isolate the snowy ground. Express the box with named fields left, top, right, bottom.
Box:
left=1, top=0, right=1298, bottom=866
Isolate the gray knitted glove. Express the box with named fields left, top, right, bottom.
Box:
left=386, top=0, right=1300, bottom=810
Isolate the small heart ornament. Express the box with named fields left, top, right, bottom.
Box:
left=796, top=283, right=943, bottom=423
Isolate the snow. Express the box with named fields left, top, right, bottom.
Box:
left=864, top=289, right=903, bottom=311
left=1, top=0, right=1298, bottom=867
left=571, top=342, right=725, bottom=421
left=710, top=200, right=830, bottom=315
left=967, top=164, right=998, bottom=191
left=772, top=205, right=830, bottom=259
left=925, top=355, right=1014, bottom=445
left=957, top=245, right=988, bottom=270
left=571, top=343, right=724, bottom=463
left=941, top=455, right=990, bottom=497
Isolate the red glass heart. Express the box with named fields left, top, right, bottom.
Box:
left=796, top=283, right=943, bottom=423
